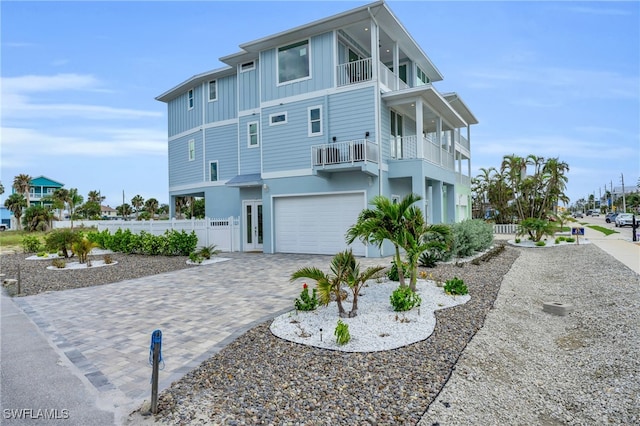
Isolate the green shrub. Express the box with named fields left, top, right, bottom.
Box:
left=294, top=283, right=318, bottom=311
left=450, top=219, right=494, bottom=258
left=72, top=238, right=97, bottom=264
left=517, top=218, right=556, bottom=242
left=89, top=229, right=198, bottom=256
left=443, top=277, right=468, bottom=295
left=535, top=241, right=546, bottom=247
left=565, top=237, right=575, bottom=243
left=51, top=258, right=66, bottom=269
left=387, top=260, right=409, bottom=282
left=515, top=238, right=521, bottom=244
left=198, top=244, right=220, bottom=260
left=390, top=286, right=422, bottom=311
left=22, top=235, right=43, bottom=253
left=86, top=229, right=112, bottom=249
left=334, top=320, right=351, bottom=345
left=189, top=252, right=203, bottom=264
left=45, top=229, right=83, bottom=258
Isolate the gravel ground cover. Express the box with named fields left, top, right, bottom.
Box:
left=0, top=253, right=194, bottom=296
left=129, top=244, right=519, bottom=425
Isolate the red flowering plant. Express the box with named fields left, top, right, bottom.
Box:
left=294, top=282, right=319, bottom=311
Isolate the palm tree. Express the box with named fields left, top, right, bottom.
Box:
left=87, top=190, right=105, bottom=204
left=346, top=193, right=421, bottom=287
left=68, top=188, right=83, bottom=229
left=4, top=193, right=26, bottom=230
left=131, top=195, right=144, bottom=219
left=0, top=182, right=4, bottom=196
left=117, top=203, right=133, bottom=220
left=290, top=250, right=356, bottom=318
left=542, top=157, right=569, bottom=215
left=52, top=188, right=70, bottom=221
left=342, top=250, right=385, bottom=317
left=144, top=198, right=159, bottom=218
left=23, top=205, right=54, bottom=232
left=13, top=174, right=33, bottom=208
left=175, top=197, right=186, bottom=219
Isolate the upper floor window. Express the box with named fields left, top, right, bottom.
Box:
left=278, top=40, right=309, bottom=84
left=208, top=80, right=217, bottom=101
left=209, top=161, right=218, bottom=182
left=188, top=139, right=195, bottom=161
left=241, top=61, right=255, bottom=72
left=269, top=112, right=288, bottom=126
left=188, top=89, right=194, bottom=109
left=248, top=122, right=259, bottom=147
left=416, top=67, right=430, bottom=86
left=308, top=106, right=322, bottom=136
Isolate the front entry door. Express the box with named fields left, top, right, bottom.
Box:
left=243, top=200, right=263, bottom=251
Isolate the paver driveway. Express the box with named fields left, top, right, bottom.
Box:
left=11, top=253, right=389, bottom=412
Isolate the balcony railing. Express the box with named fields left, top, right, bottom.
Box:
left=454, top=132, right=470, bottom=152
left=312, top=139, right=378, bottom=167
left=379, top=62, right=409, bottom=91
left=337, top=58, right=372, bottom=87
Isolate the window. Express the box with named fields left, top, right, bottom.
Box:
left=209, top=161, right=218, bottom=182
left=417, top=67, right=430, bottom=86
left=241, top=61, right=255, bottom=72
left=188, top=139, right=195, bottom=161
left=269, top=112, right=287, bottom=126
left=188, top=89, right=194, bottom=109
left=308, top=106, right=322, bottom=136
left=248, top=122, right=259, bottom=147
left=277, top=39, right=310, bottom=84
left=208, top=80, right=217, bottom=101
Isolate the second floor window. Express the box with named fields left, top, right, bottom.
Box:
left=278, top=40, right=309, bottom=84
left=248, top=122, right=259, bottom=147
left=269, top=112, right=287, bottom=126
left=417, top=67, right=430, bottom=86
left=188, top=139, right=195, bottom=161
left=308, top=106, right=322, bottom=136
left=208, top=80, right=217, bottom=101
left=210, top=161, right=218, bottom=182
left=188, top=89, right=194, bottom=109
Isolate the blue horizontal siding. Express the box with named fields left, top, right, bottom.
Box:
left=169, top=132, right=203, bottom=187
left=238, top=67, right=259, bottom=111
left=167, top=87, right=202, bottom=137
left=206, top=75, right=237, bottom=123
left=238, top=116, right=261, bottom=174
left=327, top=86, right=376, bottom=142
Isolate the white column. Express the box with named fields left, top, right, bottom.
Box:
left=416, top=99, right=424, bottom=159
left=436, top=117, right=443, bottom=165
left=393, top=42, right=399, bottom=90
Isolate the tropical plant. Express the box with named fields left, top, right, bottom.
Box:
left=0, top=181, right=4, bottom=196
left=67, top=188, right=83, bottom=228
left=51, top=258, right=66, bottom=269
left=72, top=238, right=97, bottom=264
left=198, top=244, right=220, bottom=259
left=189, top=252, right=203, bottom=264
left=290, top=250, right=355, bottom=318
left=517, top=218, right=556, bottom=243
left=116, top=203, right=133, bottom=220
left=390, top=285, right=421, bottom=312
left=4, top=193, right=27, bottom=230
left=87, top=190, right=105, bottom=204
left=449, top=219, right=494, bottom=258
left=22, top=235, right=43, bottom=253
left=294, top=283, right=319, bottom=311
left=144, top=198, right=159, bottom=219
left=131, top=195, right=144, bottom=219
left=346, top=193, right=422, bottom=287
left=13, top=174, right=32, bottom=208
left=45, top=229, right=83, bottom=258
left=342, top=251, right=385, bottom=317
left=22, top=205, right=54, bottom=232
left=334, top=320, right=350, bottom=345
left=443, top=277, right=468, bottom=296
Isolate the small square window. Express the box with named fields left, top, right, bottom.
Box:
left=241, top=61, right=255, bottom=72
left=188, top=89, right=194, bottom=109
left=269, top=112, right=287, bottom=126
left=210, top=161, right=218, bottom=182
left=208, top=80, right=217, bottom=101
left=188, top=139, right=195, bottom=161
left=248, top=122, right=259, bottom=147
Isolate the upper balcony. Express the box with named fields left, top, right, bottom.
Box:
left=337, top=58, right=409, bottom=91
left=311, top=139, right=379, bottom=176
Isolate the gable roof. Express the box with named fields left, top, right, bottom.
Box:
left=30, top=176, right=64, bottom=188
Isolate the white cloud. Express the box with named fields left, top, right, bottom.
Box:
left=2, top=73, right=102, bottom=93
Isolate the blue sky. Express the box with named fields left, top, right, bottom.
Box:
left=1, top=1, right=638, bottom=209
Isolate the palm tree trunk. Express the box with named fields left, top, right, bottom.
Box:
left=394, top=244, right=406, bottom=287
left=349, top=291, right=359, bottom=318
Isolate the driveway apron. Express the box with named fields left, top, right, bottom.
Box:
left=9, top=253, right=386, bottom=421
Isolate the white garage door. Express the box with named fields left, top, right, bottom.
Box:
left=274, top=193, right=366, bottom=256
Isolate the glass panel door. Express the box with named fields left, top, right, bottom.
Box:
left=243, top=200, right=263, bottom=251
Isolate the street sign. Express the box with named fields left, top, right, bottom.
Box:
left=571, top=227, right=585, bottom=236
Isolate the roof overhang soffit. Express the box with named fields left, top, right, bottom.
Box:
left=382, top=86, right=468, bottom=128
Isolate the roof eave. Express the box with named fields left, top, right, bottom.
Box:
left=155, top=66, right=235, bottom=103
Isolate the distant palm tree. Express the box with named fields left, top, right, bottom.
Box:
left=0, top=181, right=4, bottom=196
left=144, top=198, right=159, bottom=218
left=131, top=195, right=144, bottom=219
left=117, top=203, right=133, bottom=220
left=52, top=188, right=70, bottom=221
left=4, top=193, right=26, bottom=230
left=13, top=174, right=33, bottom=208
left=68, top=188, right=84, bottom=229
left=87, top=190, right=105, bottom=204
left=175, top=197, right=186, bottom=219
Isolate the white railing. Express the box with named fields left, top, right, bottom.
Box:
left=454, top=132, right=470, bottom=152
left=378, top=62, right=409, bottom=91
left=456, top=174, right=471, bottom=186
left=337, top=58, right=372, bottom=87
left=494, top=224, right=518, bottom=234
left=312, top=139, right=378, bottom=166
left=92, top=217, right=241, bottom=252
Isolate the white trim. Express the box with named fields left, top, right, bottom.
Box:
left=307, top=105, right=323, bottom=137
left=169, top=181, right=226, bottom=192
left=272, top=189, right=366, bottom=200
left=208, top=80, right=217, bottom=102
left=169, top=120, right=239, bottom=142
left=269, top=112, right=288, bottom=126
left=247, top=121, right=259, bottom=148
left=188, top=139, right=195, bottom=161
left=238, top=109, right=261, bottom=117
left=262, top=168, right=312, bottom=179
left=260, top=84, right=373, bottom=109
left=209, top=160, right=219, bottom=182
left=168, top=128, right=201, bottom=142
left=276, top=38, right=312, bottom=86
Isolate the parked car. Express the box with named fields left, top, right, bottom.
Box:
left=615, top=213, right=635, bottom=227
left=589, top=209, right=600, bottom=217
left=573, top=212, right=584, bottom=218
left=605, top=213, right=618, bottom=223
left=0, top=224, right=6, bottom=231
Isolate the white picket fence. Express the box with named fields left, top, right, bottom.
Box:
left=51, top=217, right=241, bottom=252
left=493, top=224, right=519, bottom=234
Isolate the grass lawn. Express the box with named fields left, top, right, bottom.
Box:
left=0, top=230, right=46, bottom=253
left=587, top=225, right=619, bottom=236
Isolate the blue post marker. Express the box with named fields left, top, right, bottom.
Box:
left=571, top=227, right=585, bottom=245
left=149, top=330, right=163, bottom=414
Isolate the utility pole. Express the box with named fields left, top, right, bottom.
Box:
left=621, top=173, right=626, bottom=213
